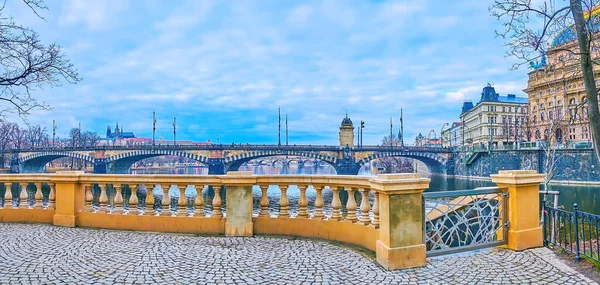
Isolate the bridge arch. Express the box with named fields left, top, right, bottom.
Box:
left=18, top=151, right=95, bottom=173
left=225, top=150, right=338, bottom=173
left=106, top=150, right=210, bottom=174
left=357, top=151, right=448, bottom=174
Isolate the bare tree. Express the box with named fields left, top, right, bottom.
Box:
left=377, top=135, right=413, bottom=174
left=0, top=0, right=80, bottom=119
left=541, top=104, right=567, bottom=189
left=491, top=0, right=600, bottom=165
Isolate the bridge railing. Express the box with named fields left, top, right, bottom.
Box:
left=6, top=144, right=453, bottom=153
left=0, top=170, right=543, bottom=270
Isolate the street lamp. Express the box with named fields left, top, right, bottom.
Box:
left=427, top=130, right=436, bottom=148
left=488, top=112, right=496, bottom=151
left=152, top=111, right=156, bottom=148
left=52, top=119, right=56, bottom=149
left=440, top=122, right=449, bottom=148
left=514, top=107, right=519, bottom=149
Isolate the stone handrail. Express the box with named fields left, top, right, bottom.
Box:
left=0, top=170, right=543, bottom=270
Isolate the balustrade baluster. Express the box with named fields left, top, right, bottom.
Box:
left=34, top=183, right=42, bottom=209
left=113, top=184, right=123, bottom=214
left=125, top=184, right=137, bottom=215
left=98, top=184, right=108, bottom=213
left=194, top=185, right=204, bottom=217
left=177, top=185, right=186, bottom=216
left=345, top=187, right=357, bottom=222
left=145, top=185, right=154, bottom=215
left=358, top=188, right=371, bottom=225
left=129, top=184, right=138, bottom=211
left=298, top=185, right=308, bottom=218
left=84, top=184, right=93, bottom=211
left=19, top=183, right=28, bottom=209
left=211, top=185, right=223, bottom=218
left=4, top=183, right=11, bottom=209
left=279, top=185, right=290, bottom=217
left=331, top=187, right=342, bottom=220
left=162, top=184, right=171, bottom=216
left=372, top=191, right=380, bottom=228
left=258, top=185, right=269, bottom=217
left=313, top=185, right=324, bottom=219
left=48, top=183, right=55, bottom=209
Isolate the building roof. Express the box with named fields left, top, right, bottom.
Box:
left=341, top=114, right=353, bottom=127
left=497, top=94, right=529, bottom=104
left=551, top=6, right=600, bottom=47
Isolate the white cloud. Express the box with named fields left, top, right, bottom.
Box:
left=287, top=5, right=313, bottom=28
left=60, top=0, right=128, bottom=30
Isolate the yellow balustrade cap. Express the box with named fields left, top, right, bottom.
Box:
left=222, top=171, right=257, bottom=186
left=369, top=174, right=430, bottom=194
left=490, top=170, right=545, bottom=185
left=226, top=171, right=253, bottom=176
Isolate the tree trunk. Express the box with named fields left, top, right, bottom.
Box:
left=571, top=0, right=600, bottom=164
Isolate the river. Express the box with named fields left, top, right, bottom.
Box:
left=132, top=164, right=600, bottom=215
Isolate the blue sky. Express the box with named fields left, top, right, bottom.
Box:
left=8, top=0, right=528, bottom=145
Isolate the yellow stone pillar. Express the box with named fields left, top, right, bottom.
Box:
left=491, top=170, right=545, bottom=251
left=51, top=171, right=85, bottom=227
left=222, top=172, right=256, bottom=237
left=369, top=173, right=430, bottom=270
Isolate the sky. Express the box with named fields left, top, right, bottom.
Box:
left=5, top=0, right=530, bottom=145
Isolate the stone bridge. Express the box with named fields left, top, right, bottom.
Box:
left=8, top=145, right=454, bottom=175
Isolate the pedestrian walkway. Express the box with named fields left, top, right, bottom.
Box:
left=0, top=224, right=595, bottom=284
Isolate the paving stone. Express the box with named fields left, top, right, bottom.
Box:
left=0, top=223, right=596, bottom=284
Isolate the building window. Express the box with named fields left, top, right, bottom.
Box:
left=502, top=107, right=506, bottom=112
left=570, top=98, right=577, bottom=105
left=549, top=110, right=554, bottom=120
left=535, top=130, right=541, bottom=139
left=541, top=112, right=545, bottom=121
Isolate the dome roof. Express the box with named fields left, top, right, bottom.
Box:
left=551, top=6, right=600, bottom=47
left=341, top=114, right=353, bottom=127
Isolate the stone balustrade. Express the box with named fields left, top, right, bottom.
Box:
left=0, top=170, right=544, bottom=270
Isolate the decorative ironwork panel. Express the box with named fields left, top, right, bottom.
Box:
left=423, top=188, right=507, bottom=256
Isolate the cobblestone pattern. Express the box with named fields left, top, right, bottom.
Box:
left=0, top=223, right=596, bottom=284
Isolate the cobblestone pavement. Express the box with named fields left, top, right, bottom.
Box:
left=0, top=223, right=596, bottom=285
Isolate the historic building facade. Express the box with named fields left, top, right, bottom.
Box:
left=459, top=85, right=529, bottom=149
left=523, top=21, right=598, bottom=144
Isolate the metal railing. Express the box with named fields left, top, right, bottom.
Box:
left=2, top=144, right=453, bottom=153
left=543, top=202, right=600, bottom=263
left=422, top=187, right=508, bottom=257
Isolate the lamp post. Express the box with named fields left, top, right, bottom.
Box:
left=440, top=122, right=449, bottom=148
left=52, top=120, right=56, bottom=149
left=514, top=107, right=519, bottom=149
left=152, top=111, right=156, bottom=148
left=489, top=112, right=496, bottom=151
left=173, top=117, right=176, bottom=146
left=360, top=121, right=365, bottom=148
left=427, top=130, right=436, bottom=148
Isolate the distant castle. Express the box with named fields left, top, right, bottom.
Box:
left=106, top=123, right=136, bottom=140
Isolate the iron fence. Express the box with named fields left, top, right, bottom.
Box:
left=422, top=187, right=508, bottom=257
left=543, top=202, right=600, bottom=263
